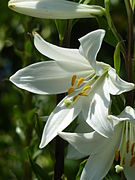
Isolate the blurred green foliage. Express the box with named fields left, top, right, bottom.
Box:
left=0, top=0, right=130, bottom=179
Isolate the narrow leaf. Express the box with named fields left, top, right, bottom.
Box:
left=76, top=159, right=87, bottom=180
left=114, top=42, right=121, bottom=74
left=55, top=20, right=67, bottom=42
left=29, top=154, right=50, bottom=180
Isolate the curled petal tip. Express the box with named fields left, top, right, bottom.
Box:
left=8, top=3, right=16, bottom=9
left=32, top=31, right=38, bottom=36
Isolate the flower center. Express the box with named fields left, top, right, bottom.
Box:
left=115, top=122, right=135, bottom=173
left=64, top=74, right=92, bottom=107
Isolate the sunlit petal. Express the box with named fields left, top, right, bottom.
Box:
left=10, top=61, right=73, bottom=94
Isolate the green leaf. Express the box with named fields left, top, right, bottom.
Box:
left=29, top=154, right=50, bottom=180
left=76, top=159, right=87, bottom=180
left=61, top=174, right=68, bottom=180
left=34, top=113, right=43, bottom=138
left=55, top=20, right=67, bottom=42
left=114, top=42, right=121, bottom=74
left=25, top=39, right=32, bottom=55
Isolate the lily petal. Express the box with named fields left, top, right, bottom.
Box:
left=108, top=68, right=135, bottom=95
left=8, top=0, right=105, bottom=19
left=79, top=29, right=105, bottom=75
left=124, top=153, right=135, bottom=180
left=80, top=144, right=115, bottom=180
left=80, top=125, right=122, bottom=180
left=34, top=32, right=91, bottom=73
left=67, top=146, right=87, bottom=160
left=59, top=131, right=109, bottom=156
left=108, top=106, right=135, bottom=125
left=10, top=61, right=73, bottom=94
left=82, top=75, right=113, bottom=138
left=39, top=96, right=82, bottom=148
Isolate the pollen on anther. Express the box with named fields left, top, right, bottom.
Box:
left=79, top=92, right=88, bottom=97
left=73, top=95, right=79, bottom=102
left=77, top=77, right=84, bottom=88
left=83, top=85, right=91, bottom=92
left=71, top=75, right=77, bottom=86
left=68, top=87, right=75, bottom=95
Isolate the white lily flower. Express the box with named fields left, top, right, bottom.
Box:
left=8, top=0, right=105, bottom=19
left=59, top=106, right=135, bottom=180
left=10, top=29, right=135, bottom=148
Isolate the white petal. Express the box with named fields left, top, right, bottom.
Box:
left=67, top=145, right=87, bottom=160
left=82, top=75, right=113, bottom=138
left=39, top=96, right=82, bottom=148
left=59, top=131, right=109, bottom=156
left=108, top=67, right=135, bottom=95
left=80, top=125, right=122, bottom=180
left=34, top=32, right=91, bottom=73
left=80, top=145, right=114, bottom=180
left=8, top=0, right=105, bottom=19
left=108, top=106, right=135, bottom=125
left=124, top=153, right=135, bottom=180
left=79, top=29, right=105, bottom=75
left=10, top=61, right=73, bottom=94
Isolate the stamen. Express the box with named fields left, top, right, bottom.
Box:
left=77, top=77, right=84, bottom=88
left=122, top=157, right=125, bottom=166
left=71, top=75, right=77, bottom=86
left=79, top=92, right=88, bottom=97
left=131, top=143, right=135, bottom=155
left=68, top=87, right=75, bottom=95
left=115, top=150, right=119, bottom=161
left=126, top=140, right=129, bottom=153
left=130, top=155, right=135, bottom=167
left=83, top=85, right=91, bottom=92
left=73, top=95, right=79, bottom=102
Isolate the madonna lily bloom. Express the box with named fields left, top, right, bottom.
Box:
left=9, top=29, right=134, bottom=148
left=59, top=106, right=135, bottom=180
left=8, top=0, right=105, bottom=19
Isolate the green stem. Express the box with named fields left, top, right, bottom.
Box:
left=104, top=0, right=125, bottom=58
left=124, top=0, right=134, bottom=82
left=124, top=0, right=134, bottom=106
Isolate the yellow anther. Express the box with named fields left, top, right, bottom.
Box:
left=83, top=85, right=91, bottom=92
left=71, top=75, right=77, bottom=86
left=79, top=92, right=88, bottom=97
left=130, top=156, right=135, bottom=167
left=77, top=77, right=84, bottom=88
left=73, top=95, right=79, bottom=102
left=68, top=87, right=75, bottom=95
left=115, top=150, right=119, bottom=161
